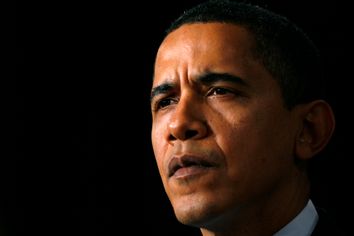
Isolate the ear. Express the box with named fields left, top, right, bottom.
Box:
left=295, top=100, right=335, bottom=160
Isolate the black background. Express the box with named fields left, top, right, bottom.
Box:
left=14, top=1, right=352, bottom=235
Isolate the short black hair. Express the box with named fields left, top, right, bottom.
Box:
left=166, top=0, right=323, bottom=109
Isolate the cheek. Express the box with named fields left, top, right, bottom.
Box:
left=151, top=122, right=168, bottom=173
left=214, top=108, right=294, bottom=177
left=213, top=111, right=251, bottom=153
left=210, top=112, right=253, bottom=176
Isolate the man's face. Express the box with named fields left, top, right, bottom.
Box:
left=151, top=23, right=301, bottom=227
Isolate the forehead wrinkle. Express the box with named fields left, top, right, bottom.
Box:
left=154, top=23, right=261, bottom=95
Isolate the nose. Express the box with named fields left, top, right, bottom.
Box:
left=167, top=98, right=208, bottom=142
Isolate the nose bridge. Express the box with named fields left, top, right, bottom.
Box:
left=168, top=92, right=207, bottom=141
left=173, top=93, right=196, bottom=123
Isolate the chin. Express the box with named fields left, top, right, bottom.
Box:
left=174, top=206, right=212, bottom=227
left=172, top=195, right=219, bottom=227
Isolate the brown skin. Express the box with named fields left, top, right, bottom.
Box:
left=150, top=23, right=335, bottom=236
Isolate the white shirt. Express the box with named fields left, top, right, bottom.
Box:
left=273, top=200, right=318, bottom=236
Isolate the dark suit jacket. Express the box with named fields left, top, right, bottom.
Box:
left=311, top=208, right=349, bottom=236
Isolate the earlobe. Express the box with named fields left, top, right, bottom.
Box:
left=295, top=100, right=335, bottom=160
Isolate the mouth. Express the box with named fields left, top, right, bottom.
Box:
left=168, top=155, right=216, bottom=178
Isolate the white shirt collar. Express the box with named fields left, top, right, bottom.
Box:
left=273, top=199, right=318, bottom=236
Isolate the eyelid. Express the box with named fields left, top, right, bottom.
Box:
left=207, top=86, right=234, bottom=95
left=207, top=86, right=249, bottom=100
left=151, top=95, right=178, bottom=112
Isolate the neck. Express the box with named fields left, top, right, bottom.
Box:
left=200, top=171, right=310, bottom=236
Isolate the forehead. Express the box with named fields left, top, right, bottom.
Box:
left=154, top=23, right=258, bottom=84
left=157, top=23, right=253, bottom=59
left=159, top=22, right=254, bottom=52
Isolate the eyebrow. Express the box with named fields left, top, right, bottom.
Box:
left=150, top=83, right=175, bottom=101
left=197, top=72, right=248, bottom=87
left=150, top=72, right=248, bottom=101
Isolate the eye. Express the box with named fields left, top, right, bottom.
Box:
left=154, top=97, right=178, bottom=111
left=207, top=87, right=233, bottom=96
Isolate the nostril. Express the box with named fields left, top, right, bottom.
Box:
left=169, top=134, right=176, bottom=141
left=185, top=130, right=198, bottom=139
left=168, top=130, right=198, bottom=142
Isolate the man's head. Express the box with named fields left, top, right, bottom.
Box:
left=150, top=1, right=335, bottom=234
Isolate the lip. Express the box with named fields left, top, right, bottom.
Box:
left=168, top=155, right=217, bottom=178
